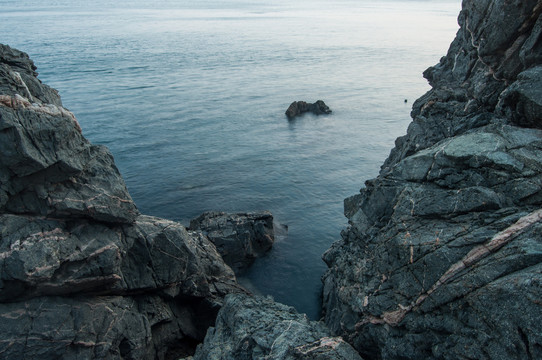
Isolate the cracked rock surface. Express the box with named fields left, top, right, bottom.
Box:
left=322, top=1, right=542, bottom=359
left=192, top=293, right=363, bottom=360
left=189, top=211, right=276, bottom=274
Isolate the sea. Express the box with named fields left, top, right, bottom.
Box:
left=1, top=0, right=461, bottom=320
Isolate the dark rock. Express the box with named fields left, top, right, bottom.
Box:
left=285, top=100, right=331, bottom=119
left=322, top=1, right=542, bottom=359
left=192, top=293, right=363, bottom=360
left=0, top=44, right=245, bottom=359
left=0, top=43, right=138, bottom=224
left=498, top=65, right=542, bottom=128
left=189, top=211, right=277, bottom=274
left=0, top=43, right=62, bottom=106
left=383, top=0, right=542, bottom=172
left=0, top=214, right=244, bottom=359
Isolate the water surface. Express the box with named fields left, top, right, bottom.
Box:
left=0, top=0, right=460, bottom=319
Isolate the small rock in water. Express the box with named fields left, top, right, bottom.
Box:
left=285, top=100, right=332, bottom=119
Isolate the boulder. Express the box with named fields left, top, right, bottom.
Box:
left=285, top=100, right=331, bottom=119
left=189, top=211, right=278, bottom=274
left=322, top=1, right=542, bottom=359
left=192, top=293, right=363, bottom=360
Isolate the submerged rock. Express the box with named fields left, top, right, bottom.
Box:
left=0, top=43, right=244, bottom=359
left=285, top=100, right=331, bottom=119
left=189, top=211, right=277, bottom=274
left=193, top=293, right=363, bottom=360
left=322, top=1, right=542, bottom=359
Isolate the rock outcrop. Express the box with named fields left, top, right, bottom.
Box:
left=189, top=211, right=277, bottom=274
left=0, top=43, right=244, bottom=359
left=322, top=1, right=542, bottom=359
left=285, top=100, right=331, bottom=119
left=192, top=293, right=363, bottom=360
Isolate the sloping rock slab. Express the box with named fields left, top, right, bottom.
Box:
left=193, top=293, right=363, bottom=360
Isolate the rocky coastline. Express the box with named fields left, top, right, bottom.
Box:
left=322, top=1, right=542, bottom=359
left=0, top=44, right=358, bottom=360
left=1, top=0, right=541, bottom=359
left=0, top=44, right=245, bottom=359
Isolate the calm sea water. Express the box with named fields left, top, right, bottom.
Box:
left=1, top=0, right=460, bottom=319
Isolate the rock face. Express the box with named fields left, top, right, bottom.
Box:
left=192, top=293, right=363, bottom=360
left=189, top=211, right=276, bottom=274
left=322, top=1, right=542, bottom=359
left=285, top=100, right=331, bottom=119
left=0, top=43, right=243, bottom=359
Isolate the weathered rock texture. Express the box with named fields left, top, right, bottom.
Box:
left=193, top=293, right=363, bottom=360
left=189, top=211, right=276, bottom=274
left=322, top=1, right=542, bottom=359
left=0, top=43, right=243, bottom=360
left=285, top=100, right=331, bottom=119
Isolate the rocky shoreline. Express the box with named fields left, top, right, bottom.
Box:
left=1, top=0, right=541, bottom=359
left=322, top=1, right=542, bottom=359
left=0, top=43, right=358, bottom=359
left=0, top=43, right=243, bottom=359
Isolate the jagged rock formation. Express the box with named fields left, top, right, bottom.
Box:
left=192, top=293, right=363, bottom=360
left=285, top=100, right=331, bottom=119
left=189, top=211, right=277, bottom=274
left=0, top=43, right=244, bottom=360
left=322, top=1, right=542, bottom=359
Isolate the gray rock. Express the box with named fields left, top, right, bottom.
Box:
left=383, top=0, right=542, bottom=172
left=0, top=44, right=138, bottom=223
left=322, top=1, right=542, bottom=359
left=0, top=296, right=153, bottom=360
left=0, top=212, right=244, bottom=358
left=189, top=211, right=277, bottom=274
left=498, top=65, right=542, bottom=128
left=0, top=44, right=245, bottom=359
left=193, top=293, right=363, bottom=360
left=0, top=43, right=62, bottom=106
left=285, top=100, right=331, bottom=119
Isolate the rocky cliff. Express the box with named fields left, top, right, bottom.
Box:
left=0, top=44, right=245, bottom=359
left=3, top=0, right=542, bottom=358
left=0, top=44, right=362, bottom=360
left=322, top=1, right=542, bottom=359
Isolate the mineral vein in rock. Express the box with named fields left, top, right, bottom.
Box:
left=359, top=208, right=542, bottom=327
